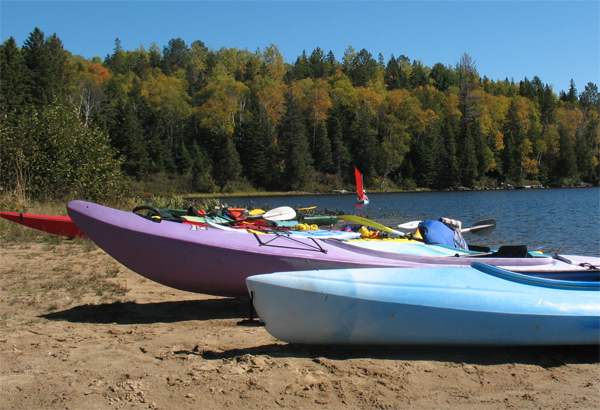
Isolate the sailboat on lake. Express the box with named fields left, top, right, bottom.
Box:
left=355, top=167, right=370, bottom=205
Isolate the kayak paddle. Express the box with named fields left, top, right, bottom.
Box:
left=339, top=215, right=413, bottom=239
left=398, top=218, right=497, bottom=236
left=256, top=206, right=296, bottom=221
left=461, top=219, right=496, bottom=235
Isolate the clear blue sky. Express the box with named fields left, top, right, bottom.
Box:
left=1, top=1, right=598, bottom=94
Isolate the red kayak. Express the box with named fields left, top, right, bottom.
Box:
left=0, top=209, right=213, bottom=239
left=0, top=211, right=86, bottom=238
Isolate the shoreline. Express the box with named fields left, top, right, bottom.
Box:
left=180, top=184, right=598, bottom=199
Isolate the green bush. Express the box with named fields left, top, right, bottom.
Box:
left=1, top=104, right=131, bottom=202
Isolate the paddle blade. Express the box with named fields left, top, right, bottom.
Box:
left=262, top=206, right=296, bottom=221
left=463, top=219, right=496, bottom=235
left=398, top=220, right=421, bottom=230
left=340, top=215, right=386, bottom=231
left=339, top=215, right=406, bottom=237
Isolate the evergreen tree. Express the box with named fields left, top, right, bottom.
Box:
left=346, top=48, right=380, bottom=87
left=519, top=77, right=535, bottom=99
left=0, top=37, right=27, bottom=119
left=312, top=121, right=334, bottom=173
left=162, top=38, right=189, bottom=76
left=129, top=45, right=150, bottom=79
left=235, top=115, right=277, bottom=189
left=384, top=55, right=402, bottom=91
left=349, top=100, right=378, bottom=181
left=539, top=84, right=556, bottom=126
left=190, top=140, right=205, bottom=176
left=574, top=122, right=596, bottom=184
left=457, top=124, right=479, bottom=185
left=148, top=42, right=162, bottom=68
left=579, top=83, right=599, bottom=111
left=384, top=55, right=410, bottom=90
left=147, top=133, right=172, bottom=174
left=438, top=114, right=460, bottom=188
left=403, top=114, right=442, bottom=188
left=101, top=75, right=150, bottom=178
left=243, top=56, right=260, bottom=83
left=326, top=50, right=338, bottom=73
left=501, top=99, right=523, bottom=182
left=21, top=28, right=58, bottom=106
left=328, top=114, right=351, bottom=183
left=257, top=122, right=282, bottom=190
left=278, top=91, right=314, bottom=190
left=430, top=62, right=457, bottom=92
left=443, top=134, right=460, bottom=187
left=566, top=79, right=578, bottom=103
left=104, top=38, right=128, bottom=75
left=409, top=60, right=429, bottom=90
left=46, top=33, right=71, bottom=94
left=292, top=50, right=311, bottom=80
left=176, top=141, right=193, bottom=175
left=309, top=47, right=328, bottom=78
left=109, top=98, right=149, bottom=178
left=212, top=134, right=242, bottom=191
left=556, top=126, right=578, bottom=184
left=454, top=53, right=482, bottom=186
left=190, top=139, right=209, bottom=192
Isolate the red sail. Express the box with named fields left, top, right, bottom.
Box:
left=355, top=167, right=369, bottom=203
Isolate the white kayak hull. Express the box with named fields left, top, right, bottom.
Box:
left=247, top=263, right=600, bottom=346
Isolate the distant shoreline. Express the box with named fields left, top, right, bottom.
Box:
left=179, top=183, right=598, bottom=199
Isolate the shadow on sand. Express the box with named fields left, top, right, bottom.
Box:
left=200, top=342, right=600, bottom=367
left=40, top=298, right=250, bottom=324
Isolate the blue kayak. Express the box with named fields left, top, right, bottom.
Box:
left=246, top=262, right=600, bottom=346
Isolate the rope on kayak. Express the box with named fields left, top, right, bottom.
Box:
left=252, top=232, right=328, bottom=253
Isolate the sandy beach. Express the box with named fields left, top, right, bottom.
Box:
left=1, top=237, right=599, bottom=409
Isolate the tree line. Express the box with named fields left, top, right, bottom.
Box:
left=1, top=28, right=599, bottom=201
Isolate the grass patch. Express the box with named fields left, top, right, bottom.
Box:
left=104, top=262, right=121, bottom=278
left=41, top=232, right=63, bottom=251
left=41, top=263, right=129, bottom=304
left=81, top=238, right=97, bottom=252
left=1, top=245, right=130, bottom=313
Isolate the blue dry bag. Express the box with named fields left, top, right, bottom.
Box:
left=418, top=220, right=469, bottom=250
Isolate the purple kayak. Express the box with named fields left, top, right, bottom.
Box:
left=68, top=201, right=427, bottom=297
left=67, top=201, right=600, bottom=297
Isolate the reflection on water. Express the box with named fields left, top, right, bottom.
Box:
left=215, top=188, right=600, bottom=256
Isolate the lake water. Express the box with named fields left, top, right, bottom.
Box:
left=216, top=188, right=600, bottom=256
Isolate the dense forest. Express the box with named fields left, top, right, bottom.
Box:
left=1, top=28, right=599, bottom=201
